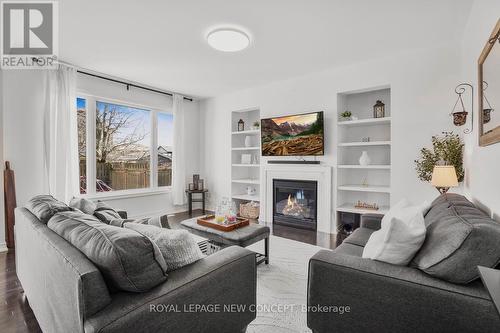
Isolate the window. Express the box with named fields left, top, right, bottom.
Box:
left=77, top=98, right=87, bottom=194
left=77, top=96, right=173, bottom=195
left=157, top=113, right=173, bottom=187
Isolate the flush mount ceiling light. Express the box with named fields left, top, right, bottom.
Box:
left=207, top=28, right=250, bottom=52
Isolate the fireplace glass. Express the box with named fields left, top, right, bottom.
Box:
left=273, top=179, right=317, bottom=230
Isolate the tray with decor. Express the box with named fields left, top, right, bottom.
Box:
left=197, top=214, right=250, bottom=231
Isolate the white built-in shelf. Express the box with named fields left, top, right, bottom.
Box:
left=337, top=165, right=391, bottom=169
left=232, top=178, right=260, bottom=184
left=231, top=129, right=260, bottom=135
left=232, top=164, right=260, bottom=167
left=231, top=146, right=260, bottom=151
left=338, top=117, right=391, bottom=127
left=337, top=203, right=389, bottom=215
left=338, top=141, right=391, bottom=147
left=338, top=184, right=391, bottom=193
left=232, top=194, right=260, bottom=202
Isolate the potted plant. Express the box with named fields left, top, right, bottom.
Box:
left=414, top=132, right=464, bottom=182
left=252, top=121, right=260, bottom=130
left=340, top=111, right=352, bottom=121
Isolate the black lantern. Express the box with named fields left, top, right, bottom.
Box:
left=237, top=119, right=245, bottom=131
left=373, top=100, right=385, bottom=118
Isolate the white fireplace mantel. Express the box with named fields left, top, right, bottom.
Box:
left=261, top=164, right=333, bottom=233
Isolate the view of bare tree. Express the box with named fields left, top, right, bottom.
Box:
left=95, top=103, right=148, bottom=163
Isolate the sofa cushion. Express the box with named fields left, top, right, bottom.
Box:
left=424, top=193, right=476, bottom=227
left=25, top=194, right=72, bottom=224
left=412, top=195, right=500, bottom=284
left=124, top=223, right=205, bottom=272
left=47, top=211, right=167, bottom=292
left=343, top=228, right=374, bottom=247
left=69, top=197, right=97, bottom=215
left=93, top=201, right=122, bottom=224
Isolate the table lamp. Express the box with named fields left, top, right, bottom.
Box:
left=431, top=165, right=458, bottom=194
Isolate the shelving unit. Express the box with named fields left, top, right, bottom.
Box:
left=231, top=108, right=261, bottom=207
left=336, top=86, right=391, bottom=231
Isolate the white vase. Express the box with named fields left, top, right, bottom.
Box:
left=244, top=136, right=252, bottom=147
left=359, top=151, right=371, bottom=166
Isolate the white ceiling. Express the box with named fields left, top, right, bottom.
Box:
left=60, top=0, right=473, bottom=98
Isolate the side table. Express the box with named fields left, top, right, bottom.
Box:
left=185, top=189, right=208, bottom=215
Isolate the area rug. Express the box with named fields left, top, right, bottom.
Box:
left=246, top=235, right=323, bottom=333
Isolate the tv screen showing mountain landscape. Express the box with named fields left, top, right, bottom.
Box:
left=261, top=111, right=324, bottom=156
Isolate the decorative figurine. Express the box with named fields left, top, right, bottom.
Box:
left=238, top=119, right=245, bottom=131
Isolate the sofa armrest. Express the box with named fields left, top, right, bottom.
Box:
left=307, top=250, right=499, bottom=333
left=85, top=246, right=257, bottom=333
left=359, top=214, right=382, bottom=230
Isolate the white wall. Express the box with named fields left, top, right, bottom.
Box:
left=200, top=44, right=463, bottom=227
left=1, top=70, right=201, bottom=222
left=461, top=0, right=500, bottom=220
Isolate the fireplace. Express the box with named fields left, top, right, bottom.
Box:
left=273, top=179, right=318, bottom=230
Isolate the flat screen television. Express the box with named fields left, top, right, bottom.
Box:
left=261, top=111, right=324, bottom=156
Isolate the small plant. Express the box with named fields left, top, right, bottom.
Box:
left=414, top=132, right=464, bottom=182
left=253, top=121, right=260, bottom=128
left=340, top=111, right=352, bottom=119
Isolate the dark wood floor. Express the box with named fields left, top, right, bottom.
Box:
left=0, top=209, right=343, bottom=332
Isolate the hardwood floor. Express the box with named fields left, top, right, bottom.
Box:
left=0, top=209, right=342, bottom=332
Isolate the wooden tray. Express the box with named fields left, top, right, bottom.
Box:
left=197, top=215, right=249, bottom=231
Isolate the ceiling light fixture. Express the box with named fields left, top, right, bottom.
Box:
left=207, top=28, right=250, bottom=52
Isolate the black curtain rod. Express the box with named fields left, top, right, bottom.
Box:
left=77, top=70, right=193, bottom=102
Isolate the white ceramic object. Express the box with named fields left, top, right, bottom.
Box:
left=359, top=151, right=371, bottom=166
left=245, top=136, right=252, bottom=147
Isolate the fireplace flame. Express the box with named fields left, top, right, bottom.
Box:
left=283, top=194, right=305, bottom=215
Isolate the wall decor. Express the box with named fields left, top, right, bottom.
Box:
left=359, top=151, right=371, bottom=166
left=479, top=19, right=500, bottom=146
left=450, top=83, right=474, bottom=133
left=238, top=119, right=245, bottom=131
left=373, top=100, right=385, bottom=118
left=414, top=132, right=464, bottom=183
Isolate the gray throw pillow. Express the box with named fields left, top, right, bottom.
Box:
left=412, top=196, right=500, bottom=284
left=48, top=211, right=167, bottom=292
left=93, top=201, right=122, bottom=224
left=25, top=194, right=72, bottom=224
left=69, top=197, right=97, bottom=215
left=124, top=222, right=205, bottom=272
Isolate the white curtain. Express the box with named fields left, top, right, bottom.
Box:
left=43, top=65, right=79, bottom=202
left=172, top=94, right=186, bottom=205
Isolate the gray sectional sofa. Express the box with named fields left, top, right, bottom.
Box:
left=307, top=194, right=500, bottom=333
left=15, top=199, right=257, bottom=333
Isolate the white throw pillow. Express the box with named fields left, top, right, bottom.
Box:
left=362, top=199, right=426, bottom=265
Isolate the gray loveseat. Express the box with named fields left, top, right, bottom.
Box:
left=307, top=194, right=500, bottom=332
left=15, top=204, right=257, bottom=333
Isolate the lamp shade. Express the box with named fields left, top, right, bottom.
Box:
left=431, top=166, right=459, bottom=187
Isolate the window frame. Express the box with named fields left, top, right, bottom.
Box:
left=77, top=93, right=173, bottom=199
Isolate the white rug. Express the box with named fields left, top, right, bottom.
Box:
left=246, top=235, right=323, bottom=333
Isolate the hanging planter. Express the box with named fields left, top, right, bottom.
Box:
left=452, top=111, right=468, bottom=126
left=482, top=81, right=494, bottom=124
